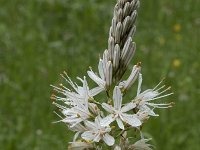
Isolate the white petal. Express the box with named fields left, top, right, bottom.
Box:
left=94, top=115, right=102, bottom=127
left=137, top=111, right=149, bottom=121
left=81, top=131, right=96, bottom=141
left=100, top=114, right=115, bottom=126
left=140, top=105, right=159, bottom=117
left=144, top=91, right=159, bottom=100
left=121, top=113, right=141, bottom=127
left=73, top=132, right=80, bottom=142
left=113, top=86, right=122, bottom=110
left=98, top=59, right=105, bottom=80
left=64, top=91, right=82, bottom=102
left=116, top=118, right=124, bottom=130
left=105, top=126, right=112, bottom=133
left=102, top=103, right=115, bottom=113
left=93, top=133, right=101, bottom=142
left=124, top=64, right=140, bottom=90
left=137, top=73, right=142, bottom=96
left=64, top=118, right=82, bottom=126
left=89, top=86, right=104, bottom=96
left=82, top=78, right=89, bottom=108
left=73, top=106, right=90, bottom=118
left=84, top=121, right=96, bottom=130
left=138, top=89, right=158, bottom=100
left=121, top=102, right=136, bottom=112
left=70, top=123, right=87, bottom=132
left=87, top=70, right=105, bottom=87
left=103, top=133, right=115, bottom=146
left=105, top=61, right=112, bottom=87
left=88, top=103, right=99, bottom=115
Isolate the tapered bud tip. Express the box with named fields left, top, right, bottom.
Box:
left=128, top=37, right=132, bottom=42
left=109, top=36, right=114, bottom=42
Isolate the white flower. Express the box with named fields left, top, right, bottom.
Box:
left=51, top=73, right=103, bottom=106
left=100, top=86, right=141, bottom=130
left=53, top=100, right=92, bottom=127
left=129, top=138, right=152, bottom=150
left=52, top=77, right=93, bottom=127
left=119, top=63, right=141, bottom=92
left=52, top=75, right=102, bottom=127
left=134, top=73, right=174, bottom=116
left=81, top=116, right=115, bottom=146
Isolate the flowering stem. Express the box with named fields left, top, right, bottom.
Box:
left=115, top=125, right=131, bottom=138
left=89, top=99, right=101, bottom=106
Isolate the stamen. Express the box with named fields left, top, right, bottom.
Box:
left=52, top=102, right=68, bottom=110
left=59, top=84, right=70, bottom=91
left=53, top=111, right=63, bottom=119
left=157, top=86, right=171, bottom=96
left=155, top=85, right=166, bottom=92
left=50, top=85, right=65, bottom=93
left=52, top=120, right=63, bottom=124
left=153, top=78, right=165, bottom=91
left=149, top=92, right=174, bottom=101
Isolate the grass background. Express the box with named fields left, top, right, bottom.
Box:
left=0, top=0, right=199, bottom=149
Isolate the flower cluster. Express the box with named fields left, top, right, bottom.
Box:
left=51, top=0, right=174, bottom=149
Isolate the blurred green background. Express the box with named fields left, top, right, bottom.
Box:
left=0, top=0, right=199, bottom=149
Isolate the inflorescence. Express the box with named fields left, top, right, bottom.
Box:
left=51, top=0, right=174, bottom=149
